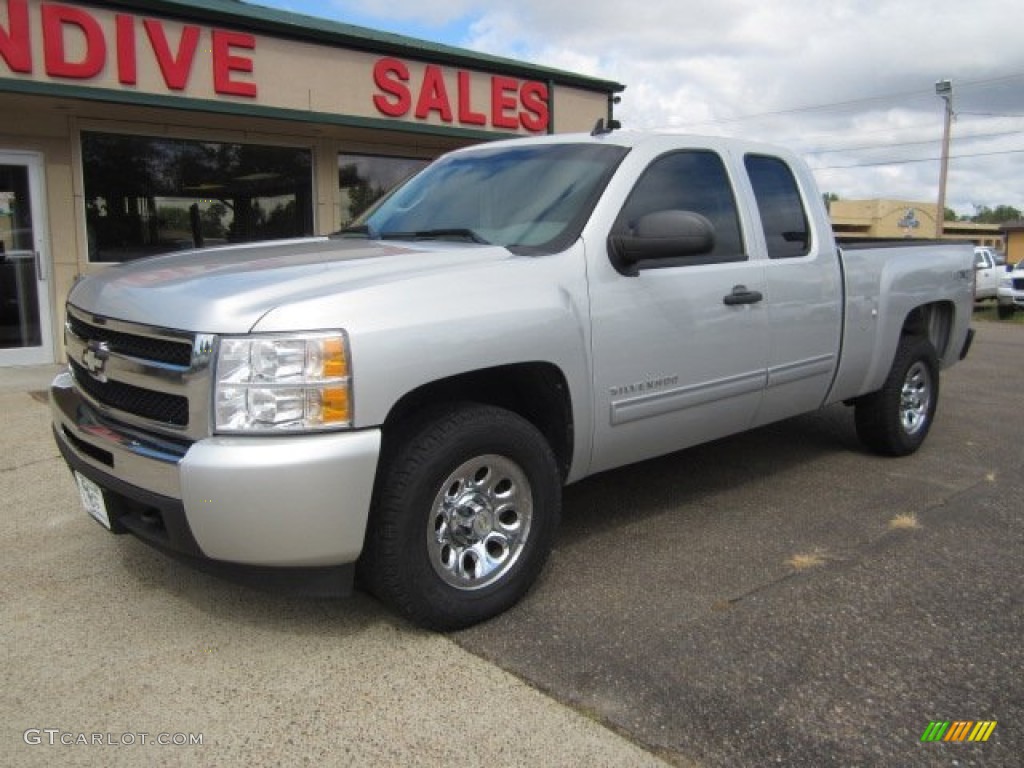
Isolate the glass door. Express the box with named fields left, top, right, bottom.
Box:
left=0, top=152, right=53, bottom=366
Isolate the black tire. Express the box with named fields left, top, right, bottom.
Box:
left=358, top=403, right=561, bottom=631
left=855, top=336, right=939, bottom=457
left=997, top=304, right=1013, bottom=320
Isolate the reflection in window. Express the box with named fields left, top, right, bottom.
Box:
left=613, top=150, right=745, bottom=263
left=338, top=154, right=430, bottom=226
left=82, top=133, right=313, bottom=262
left=745, top=154, right=811, bottom=259
left=0, top=163, right=41, bottom=348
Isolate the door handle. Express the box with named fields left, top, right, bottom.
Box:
left=723, top=285, right=762, bottom=305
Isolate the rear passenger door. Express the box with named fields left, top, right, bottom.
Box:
left=743, top=154, right=843, bottom=427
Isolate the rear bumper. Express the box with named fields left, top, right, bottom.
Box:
left=51, top=370, right=382, bottom=592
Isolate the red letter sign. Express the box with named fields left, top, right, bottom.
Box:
left=143, top=19, right=199, bottom=91
left=212, top=30, right=256, bottom=97
left=457, top=71, right=486, bottom=126
left=373, top=57, right=411, bottom=117
left=414, top=65, right=453, bottom=122
left=519, top=81, right=549, bottom=133
left=115, top=14, right=136, bottom=85
left=0, top=0, right=31, bottom=73
left=490, top=76, right=519, bottom=130
left=42, top=3, right=105, bottom=79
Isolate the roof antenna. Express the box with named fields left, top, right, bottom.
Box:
left=591, top=118, right=621, bottom=136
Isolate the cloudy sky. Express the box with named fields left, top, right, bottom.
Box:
left=256, top=0, right=1023, bottom=218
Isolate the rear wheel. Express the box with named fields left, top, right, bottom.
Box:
left=855, top=336, right=939, bottom=456
left=358, top=403, right=561, bottom=630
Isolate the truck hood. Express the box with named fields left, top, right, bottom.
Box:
left=68, top=237, right=515, bottom=333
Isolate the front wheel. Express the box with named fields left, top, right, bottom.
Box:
left=358, top=404, right=561, bottom=630
left=855, top=336, right=939, bottom=456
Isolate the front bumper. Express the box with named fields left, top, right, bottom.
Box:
left=996, top=288, right=1024, bottom=307
left=51, top=371, right=381, bottom=591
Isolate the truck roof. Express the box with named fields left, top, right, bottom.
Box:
left=453, top=129, right=801, bottom=161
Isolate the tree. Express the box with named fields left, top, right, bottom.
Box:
left=944, top=207, right=958, bottom=222
left=200, top=202, right=228, bottom=239
left=971, top=204, right=1022, bottom=224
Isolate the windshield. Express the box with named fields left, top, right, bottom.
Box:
left=341, top=143, right=628, bottom=253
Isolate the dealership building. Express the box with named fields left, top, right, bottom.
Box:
left=0, top=0, right=624, bottom=366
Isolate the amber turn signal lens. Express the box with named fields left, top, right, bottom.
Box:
left=321, top=337, right=348, bottom=379
left=320, top=387, right=350, bottom=424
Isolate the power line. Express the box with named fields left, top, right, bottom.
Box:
left=676, top=72, right=1024, bottom=127
left=804, top=128, right=1024, bottom=155
left=958, top=111, right=1024, bottom=118
left=811, top=147, right=1024, bottom=171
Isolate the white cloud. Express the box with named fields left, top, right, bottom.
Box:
left=276, top=0, right=1024, bottom=214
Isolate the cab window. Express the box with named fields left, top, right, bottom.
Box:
left=745, top=154, right=811, bottom=259
left=611, top=150, right=745, bottom=267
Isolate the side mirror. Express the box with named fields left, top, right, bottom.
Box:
left=609, top=210, right=715, bottom=276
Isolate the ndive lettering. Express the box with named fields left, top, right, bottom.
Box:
left=0, top=0, right=257, bottom=96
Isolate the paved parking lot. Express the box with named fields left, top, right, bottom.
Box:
left=3, top=321, right=1021, bottom=766
left=2, top=377, right=663, bottom=766
left=458, top=320, right=1023, bottom=766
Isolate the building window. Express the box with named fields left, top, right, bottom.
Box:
left=338, top=154, right=430, bottom=226
left=82, top=132, right=313, bottom=263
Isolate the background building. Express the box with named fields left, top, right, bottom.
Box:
left=0, top=0, right=623, bottom=366
left=830, top=199, right=1004, bottom=249
left=1000, top=221, right=1024, bottom=266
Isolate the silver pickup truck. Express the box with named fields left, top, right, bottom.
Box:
left=51, top=130, right=975, bottom=629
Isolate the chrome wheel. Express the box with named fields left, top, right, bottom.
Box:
left=899, top=360, right=932, bottom=436
left=359, top=404, right=560, bottom=630
left=856, top=336, right=940, bottom=456
left=428, top=454, right=533, bottom=591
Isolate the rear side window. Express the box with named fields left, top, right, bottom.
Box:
left=745, top=155, right=810, bottom=259
left=612, top=150, right=745, bottom=266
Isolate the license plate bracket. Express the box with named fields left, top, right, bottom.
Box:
left=75, top=472, right=111, bottom=530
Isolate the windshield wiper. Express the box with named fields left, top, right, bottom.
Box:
left=331, top=225, right=373, bottom=238
left=379, top=228, right=490, bottom=245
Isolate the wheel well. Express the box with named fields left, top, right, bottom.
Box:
left=901, top=302, right=954, bottom=362
left=383, top=363, right=574, bottom=480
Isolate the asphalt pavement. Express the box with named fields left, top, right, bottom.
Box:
left=1, top=368, right=665, bottom=767
left=2, top=320, right=1021, bottom=767
left=457, top=319, right=1023, bottom=766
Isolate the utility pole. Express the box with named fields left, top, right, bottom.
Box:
left=935, top=79, right=953, bottom=238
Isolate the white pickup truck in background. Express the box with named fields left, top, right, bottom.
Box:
left=973, top=246, right=1002, bottom=301
left=997, top=260, right=1024, bottom=318
left=51, top=129, right=975, bottom=629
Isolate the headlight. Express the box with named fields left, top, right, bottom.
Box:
left=214, top=333, right=352, bottom=432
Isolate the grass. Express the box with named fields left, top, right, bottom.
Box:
left=972, top=303, right=1024, bottom=324
left=786, top=550, right=830, bottom=571
left=888, top=514, right=920, bottom=530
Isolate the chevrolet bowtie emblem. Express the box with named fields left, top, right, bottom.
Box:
left=81, top=341, right=111, bottom=382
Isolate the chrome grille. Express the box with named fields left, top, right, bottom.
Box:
left=66, top=313, right=192, bottom=366
left=68, top=359, right=189, bottom=426
left=64, top=305, right=215, bottom=440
